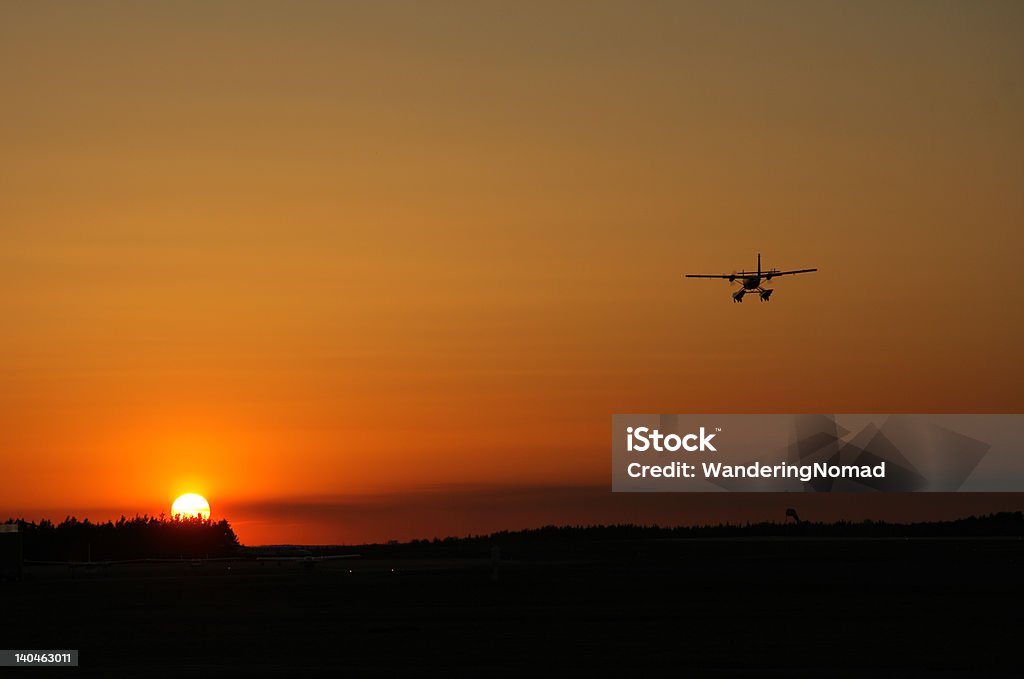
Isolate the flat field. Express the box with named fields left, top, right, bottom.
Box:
left=2, top=539, right=1020, bottom=676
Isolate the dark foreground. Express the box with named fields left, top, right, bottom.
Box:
left=3, top=539, right=1021, bottom=677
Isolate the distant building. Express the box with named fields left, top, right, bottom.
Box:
left=0, top=524, right=22, bottom=580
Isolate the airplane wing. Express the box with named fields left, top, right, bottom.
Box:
left=765, top=268, right=817, bottom=277
left=25, top=556, right=243, bottom=566
left=686, top=268, right=817, bottom=278
left=256, top=554, right=360, bottom=562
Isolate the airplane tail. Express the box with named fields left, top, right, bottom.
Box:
left=757, top=253, right=761, bottom=277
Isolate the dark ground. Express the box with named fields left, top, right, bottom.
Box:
left=3, top=538, right=1021, bottom=677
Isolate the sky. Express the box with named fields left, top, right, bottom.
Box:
left=2, top=1, right=1023, bottom=544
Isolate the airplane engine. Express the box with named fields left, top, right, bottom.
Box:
left=732, top=289, right=745, bottom=302
left=760, top=289, right=773, bottom=301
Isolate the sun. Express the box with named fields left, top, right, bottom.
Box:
left=171, top=493, right=211, bottom=520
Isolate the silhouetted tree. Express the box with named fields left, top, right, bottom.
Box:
left=4, top=515, right=241, bottom=561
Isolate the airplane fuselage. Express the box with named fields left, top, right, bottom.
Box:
left=742, top=276, right=761, bottom=289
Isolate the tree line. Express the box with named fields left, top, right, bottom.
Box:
left=3, top=514, right=241, bottom=561
left=304, top=511, right=1024, bottom=559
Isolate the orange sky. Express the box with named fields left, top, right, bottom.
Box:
left=2, top=2, right=1023, bottom=544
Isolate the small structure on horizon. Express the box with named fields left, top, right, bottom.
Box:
left=0, top=524, right=23, bottom=581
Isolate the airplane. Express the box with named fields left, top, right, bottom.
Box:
left=236, top=544, right=362, bottom=569
left=685, top=253, right=817, bottom=302
left=255, top=554, right=360, bottom=563
left=255, top=552, right=361, bottom=570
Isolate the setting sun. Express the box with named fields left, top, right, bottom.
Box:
left=171, top=493, right=211, bottom=520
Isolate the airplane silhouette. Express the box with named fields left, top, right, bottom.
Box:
left=256, top=553, right=360, bottom=570
left=686, top=253, right=817, bottom=302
